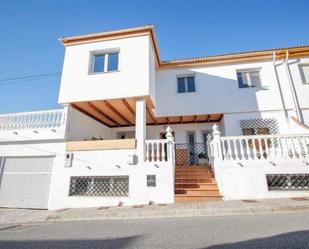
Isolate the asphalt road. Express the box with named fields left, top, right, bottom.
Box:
left=0, top=211, right=309, bottom=249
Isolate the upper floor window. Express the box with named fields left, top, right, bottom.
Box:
left=90, top=51, right=119, bottom=74
left=299, top=64, right=309, bottom=84
left=177, top=76, right=196, bottom=93
left=236, top=68, right=261, bottom=88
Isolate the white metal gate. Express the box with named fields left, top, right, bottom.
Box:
left=0, top=156, right=54, bottom=209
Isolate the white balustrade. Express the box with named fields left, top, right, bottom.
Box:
left=145, top=139, right=169, bottom=162
left=215, top=134, right=309, bottom=161
left=0, top=109, right=67, bottom=131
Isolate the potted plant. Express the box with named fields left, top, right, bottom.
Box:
left=198, top=152, right=209, bottom=165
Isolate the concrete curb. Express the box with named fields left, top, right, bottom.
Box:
left=1, top=199, right=309, bottom=225
left=45, top=204, right=309, bottom=223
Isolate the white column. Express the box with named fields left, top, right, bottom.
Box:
left=135, top=98, right=146, bottom=162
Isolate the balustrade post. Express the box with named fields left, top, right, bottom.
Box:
left=212, top=124, right=222, bottom=160
left=165, top=126, right=175, bottom=163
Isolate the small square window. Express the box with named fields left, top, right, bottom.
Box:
left=90, top=51, right=119, bottom=74
left=237, top=69, right=261, bottom=88
left=177, top=76, right=196, bottom=93
left=299, top=64, right=309, bottom=84
left=147, top=175, right=156, bottom=187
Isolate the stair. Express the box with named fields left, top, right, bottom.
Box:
left=175, top=165, right=221, bottom=202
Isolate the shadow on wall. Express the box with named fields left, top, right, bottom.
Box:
left=0, top=236, right=140, bottom=249
left=156, top=69, right=272, bottom=117
left=158, top=70, right=268, bottom=136
left=203, top=230, right=309, bottom=249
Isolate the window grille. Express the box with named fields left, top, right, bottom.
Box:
left=69, top=176, right=129, bottom=196
left=240, top=118, right=279, bottom=135
left=116, top=131, right=135, bottom=139
left=266, top=174, right=309, bottom=191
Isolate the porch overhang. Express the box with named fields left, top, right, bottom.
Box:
left=71, top=97, right=223, bottom=128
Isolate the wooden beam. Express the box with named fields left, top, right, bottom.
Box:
left=146, top=104, right=157, bottom=124
left=87, top=102, right=120, bottom=126
left=103, top=100, right=133, bottom=125
left=122, top=98, right=135, bottom=116
left=71, top=103, right=113, bottom=127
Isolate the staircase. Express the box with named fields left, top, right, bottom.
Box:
left=174, top=165, right=221, bottom=202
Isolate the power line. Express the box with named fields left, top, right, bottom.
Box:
left=0, top=72, right=62, bottom=86
left=0, top=72, right=61, bottom=82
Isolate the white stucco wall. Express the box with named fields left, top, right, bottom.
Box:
left=59, top=35, right=152, bottom=103
left=0, top=141, right=174, bottom=210
left=216, top=159, right=309, bottom=200
left=49, top=149, right=174, bottom=210
left=155, top=61, right=289, bottom=117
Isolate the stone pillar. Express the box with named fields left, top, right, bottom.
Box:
left=135, top=98, right=146, bottom=162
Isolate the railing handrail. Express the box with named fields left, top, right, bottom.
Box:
left=145, top=139, right=167, bottom=143
left=220, top=133, right=309, bottom=140
left=0, top=108, right=64, bottom=117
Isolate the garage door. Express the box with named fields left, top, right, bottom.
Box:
left=0, top=156, right=54, bottom=209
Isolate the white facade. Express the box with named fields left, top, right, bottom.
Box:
left=1, top=26, right=309, bottom=209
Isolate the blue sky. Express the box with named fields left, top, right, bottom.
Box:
left=0, top=0, right=308, bottom=113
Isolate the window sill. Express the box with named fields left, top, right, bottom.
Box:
left=88, top=70, right=120, bottom=75
left=177, top=91, right=197, bottom=94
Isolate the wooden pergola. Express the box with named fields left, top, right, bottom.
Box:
left=72, top=97, right=223, bottom=128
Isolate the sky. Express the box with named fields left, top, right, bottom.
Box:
left=0, top=0, right=308, bottom=114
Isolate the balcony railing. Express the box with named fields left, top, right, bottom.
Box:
left=0, top=109, right=67, bottom=131
left=208, top=132, right=309, bottom=162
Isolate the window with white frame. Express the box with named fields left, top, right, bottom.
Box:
left=299, top=64, right=309, bottom=84
left=177, top=76, right=196, bottom=93
left=236, top=68, right=261, bottom=88
left=90, top=50, right=119, bottom=73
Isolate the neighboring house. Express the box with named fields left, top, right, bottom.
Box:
left=0, top=25, right=309, bottom=210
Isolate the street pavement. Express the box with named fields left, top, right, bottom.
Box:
left=0, top=211, right=309, bottom=248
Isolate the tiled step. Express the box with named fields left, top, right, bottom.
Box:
left=175, top=178, right=216, bottom=184
left=175, top=183, right=219, bottom=191
left=176, top=165, right=211, bottom=168
left=174, top=165, right=221, bottom=202
left=175, top=170, right=213, bottom=174
left=175, top=195, right=222, bottom=202
left=175, top=173, right=214, bottom=179
left=175, top=189, right=220, bottom=195
left=175, top=167, right=212, bottom=171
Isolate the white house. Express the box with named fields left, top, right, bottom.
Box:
left=0, top=25, right=309, bottom=210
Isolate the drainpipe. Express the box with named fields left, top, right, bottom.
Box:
left=284, top=50, right=303, bottom=122
left=272, top=51, right=289, bottom=123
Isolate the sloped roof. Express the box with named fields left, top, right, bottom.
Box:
left=59, top=26, right=309, bottom=68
